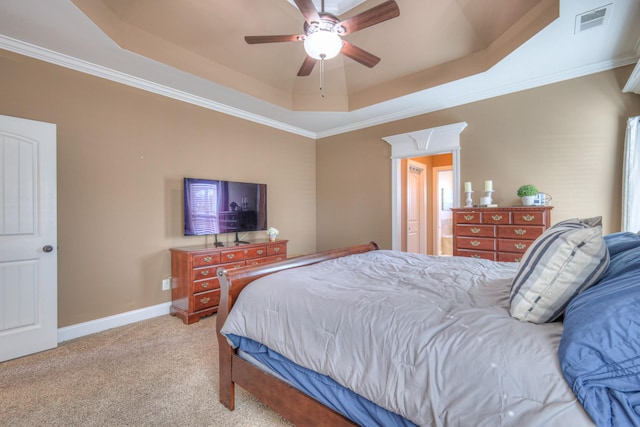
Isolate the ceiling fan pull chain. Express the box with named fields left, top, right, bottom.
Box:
left=320, top=54, right=326, bottom=98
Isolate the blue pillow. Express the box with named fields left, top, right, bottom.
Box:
left=604, top=231, right=640, bottom=258
left=559, top=238, right=640, bottom=426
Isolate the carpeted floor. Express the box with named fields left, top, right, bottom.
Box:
left=0, top=314, right=293, bottom=426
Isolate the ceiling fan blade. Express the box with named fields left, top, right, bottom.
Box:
left=341, top=41, right=381, bottom=68
left=245, top=35, right=303, bottom=44
left=340, top=0, right=400, bottom=34
left=297, top=56, right=317, bottom=76
left=293, top=0, right=320, bottom=24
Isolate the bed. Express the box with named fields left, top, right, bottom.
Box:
left=215, top=223, right=640, bottom=426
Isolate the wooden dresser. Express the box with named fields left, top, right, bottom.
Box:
left=170, top=239, right=288, bottom=324
left=452, top=207, right=552, bottom=262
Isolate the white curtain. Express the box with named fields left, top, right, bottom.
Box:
left=622, top=116, right=640, bottom=232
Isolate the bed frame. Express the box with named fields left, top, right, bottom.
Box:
left=215, top=242, right=379, bottom=426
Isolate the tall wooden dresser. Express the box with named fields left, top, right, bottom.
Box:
left=452, top=207, right=552, bottom=262
left=170, top=239, right=287, bottom=324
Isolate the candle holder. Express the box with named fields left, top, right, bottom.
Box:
left=465, top=191, right=473, bottom=207
left=484, top=190, right=494, bottom=206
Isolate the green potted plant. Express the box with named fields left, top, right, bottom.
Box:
left=517, top=184, right=538, bottom=206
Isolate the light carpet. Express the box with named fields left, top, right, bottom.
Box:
left=0, top=314, right=293, bottom=426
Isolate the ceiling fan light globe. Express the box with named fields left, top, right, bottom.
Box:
left=304, top=30, right=342, bottom=60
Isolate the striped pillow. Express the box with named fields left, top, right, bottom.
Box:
left=509, top=217, right=610, bottom=323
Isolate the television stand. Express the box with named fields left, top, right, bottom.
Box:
left=234, top=231, right=249, bottom=244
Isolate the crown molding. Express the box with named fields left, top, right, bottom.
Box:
left=0, top=35, right=318, bottom=140
left=1, top=34, right=637, bottom=141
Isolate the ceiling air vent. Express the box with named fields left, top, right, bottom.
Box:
left=575, top=4, right=612, bottom=33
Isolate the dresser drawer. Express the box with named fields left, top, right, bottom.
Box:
left=457, top=224, right=495, bottom=238
left=267, top=243, right=287, bottom=256
left=497, top=239, right=532, bottom=254
left=192, top=252, right=221, bottom=267
left=456, top=249, right=495, bottom=261
left=192, top=266, right=217, bottom=281
left=247, top=254, right=287, bottom=266
left=481, top=212, right=511, bottom=225
left=217, top=261, right=246, bottom=272
left=192, top=278, right=219, bottom=293
left=191, top=289, right=220, bottom=312
left=497, top=225, right=544, bottom=241
left=512, top=211, right=547, bottom=226
left=497, top=252, right=526, bottom=263
left=265, top=254, right=287, bottom=263
left=455, top=212, right=482, bottom=224
left=456, top=237, right=495, bottom=251
left=244, top=246, right=267, bottom=259
left=221, top=248, right=247, bottom=262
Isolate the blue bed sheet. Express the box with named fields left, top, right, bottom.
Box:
left=226, top=334, right=417, bottom=427
left=559, top=232, right=640, bottom=427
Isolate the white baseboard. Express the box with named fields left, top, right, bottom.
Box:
left=57, top=302, right=172, bottom=343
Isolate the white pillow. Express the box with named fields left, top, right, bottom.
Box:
left=509, top=217, right=610, bottom=323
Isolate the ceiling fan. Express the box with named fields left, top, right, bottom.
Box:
left=244, top=0, right=400, bottom=77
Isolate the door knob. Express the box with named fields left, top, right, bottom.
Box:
left=43, top=245, right=54, bottom=253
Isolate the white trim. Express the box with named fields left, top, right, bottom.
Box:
left=385, top=123, right=467, bottom=252
left=623, top=60, right=640, bottom=94
left=0, top=35, right=317, bottom=140
left=391, top=160, right=401, bottom=250
left=382, top=122, right=468, bottom=159
left=0, top=34, right=636, bottom=140
left=57, top=302, right=171, bottom=343
left=622, top=116, right=640, bottom=232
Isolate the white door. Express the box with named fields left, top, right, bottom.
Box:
left=407, top=160, right=426, bottom=254
left=0, top=114, right=57, bottom=362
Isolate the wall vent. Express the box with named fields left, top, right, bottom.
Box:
left=575, top=4, right=612, bottom=33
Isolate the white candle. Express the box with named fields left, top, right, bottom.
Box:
left=464, top=182, right=472, bottom=192
left=484, top=180, right=493, bottom=191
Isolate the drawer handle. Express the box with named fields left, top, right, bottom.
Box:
left=250, top=261, right=259, bottom=265
left=276, top=257, right=283, bottom=261
left=492, top=215, right=503, bottom=221
left=470, top=254, right=481, bottom=259
left=257, top=249, right=264, bottom=255
left=470, top=241, right=481, bottom=247
left=514, top=257, right=522, bottom=262
left=514, top=229, right=527, bottom=236
left=200, top=281, right=211, bottom=289
left=273, top=247, right=280, bottom=252
left=514, top=243, right=526, bottom=250
left=200, top=270, right=209, bottom=276
left=243, top=250, right=248, bottom=254
left=522, top=215, right=535, bottom=222
left=470, top=227, right=481, bottom=234
left=226, top=254, right=235, bottom=259
left=464, top=215, right=475, bottom=221
left=203, top=256, right=212, bottom=262
left=199, top=297, right=210, bottom=304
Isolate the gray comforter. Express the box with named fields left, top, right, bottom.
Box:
left=221, top=250, right=593, bottom=426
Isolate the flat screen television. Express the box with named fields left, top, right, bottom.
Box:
left=183, top=178, right=267, bottom=239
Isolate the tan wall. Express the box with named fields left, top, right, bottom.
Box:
left=2, top=48, right=639, bottom=328
left=0, top=51, right=316, bottom=327
left=317, top=66, right=640, bottom=251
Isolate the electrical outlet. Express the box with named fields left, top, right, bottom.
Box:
left=162, top=278, right=171, bottom=291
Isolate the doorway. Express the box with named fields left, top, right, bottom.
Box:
left=401, top=154, right=453, bottom=254
left=433, top=166, right=453, bottom=256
